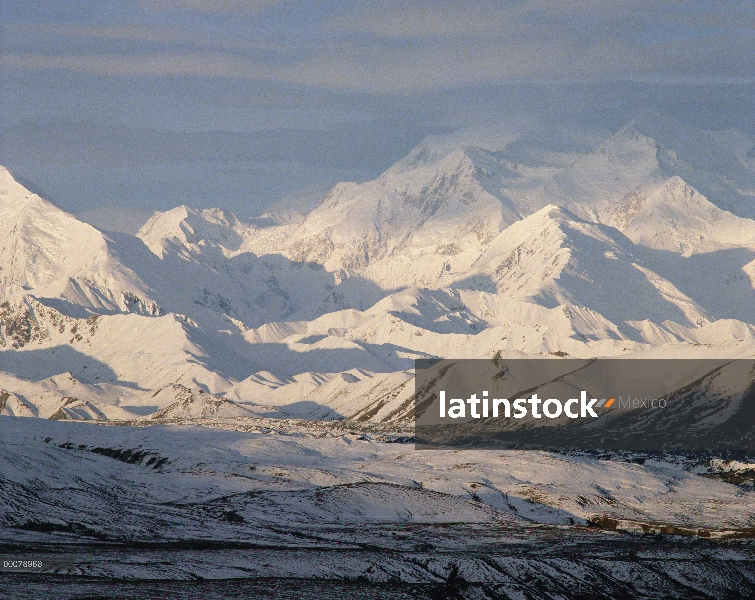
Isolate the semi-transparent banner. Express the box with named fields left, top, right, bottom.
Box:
left=414, top=358, right=755, bottom=452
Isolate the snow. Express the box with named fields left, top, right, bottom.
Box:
left=1, top=416, right=754, bottom=541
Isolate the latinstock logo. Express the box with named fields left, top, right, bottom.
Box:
left=414, top=358, right=755, bottom=452
left=437, top=391, right=668, bottom=420
left=438, top=391, right=617, bottom=420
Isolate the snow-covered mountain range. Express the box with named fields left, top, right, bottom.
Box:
left=4, top=114, right=755, bottom=593
left=2, top=112, right=755, bottom=422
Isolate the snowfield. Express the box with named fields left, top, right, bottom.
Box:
left=2, top=416, right=755, bottom=596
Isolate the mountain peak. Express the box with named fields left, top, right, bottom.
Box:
left=0, top=166, right=158, bottom=314
left=0, top=166, right=56, bottom=214
left=0, top=165, right=23, bottom=193
left=531, top=203, right=580, bottom=223
left=137, top=205, right=246, bottom=259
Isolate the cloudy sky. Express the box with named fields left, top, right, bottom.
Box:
left=1, top=1, right=753, bottom=230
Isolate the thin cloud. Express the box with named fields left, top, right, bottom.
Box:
left=141, top=0, right=286, bottom=14
left=324, top=0, right=754, bottom=46
left=2, top=1, right=752, bottom=92
left=0, top=52, right=265, bottom=78
left=325, top=2, right=516, bottom=39
left=323, top=0, right=658, bottom=39
left=11, top=24, right=200, bottom=44
left=8, top=23, right=285, bottom=52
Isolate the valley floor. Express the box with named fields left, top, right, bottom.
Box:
left=1, top=416, right=755, bottom=598
left=4, top=535, right=755, bottom=599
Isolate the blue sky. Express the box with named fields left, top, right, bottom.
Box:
left=1, top=1, right=753, bottom=230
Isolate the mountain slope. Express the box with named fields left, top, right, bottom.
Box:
left=608, top=176, right=755, bottom=255
left=473, top=205, right=709, bottom=331
left=280, top=147, right=521, bottom=289
left=0, top=167, right=156, bottom=314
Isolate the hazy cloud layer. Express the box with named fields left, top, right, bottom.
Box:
left=0, top=1, right=753, bottom=216
left=141, top=0, right=287, bottom=15
left=2, top=1, right=753, bottom=92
